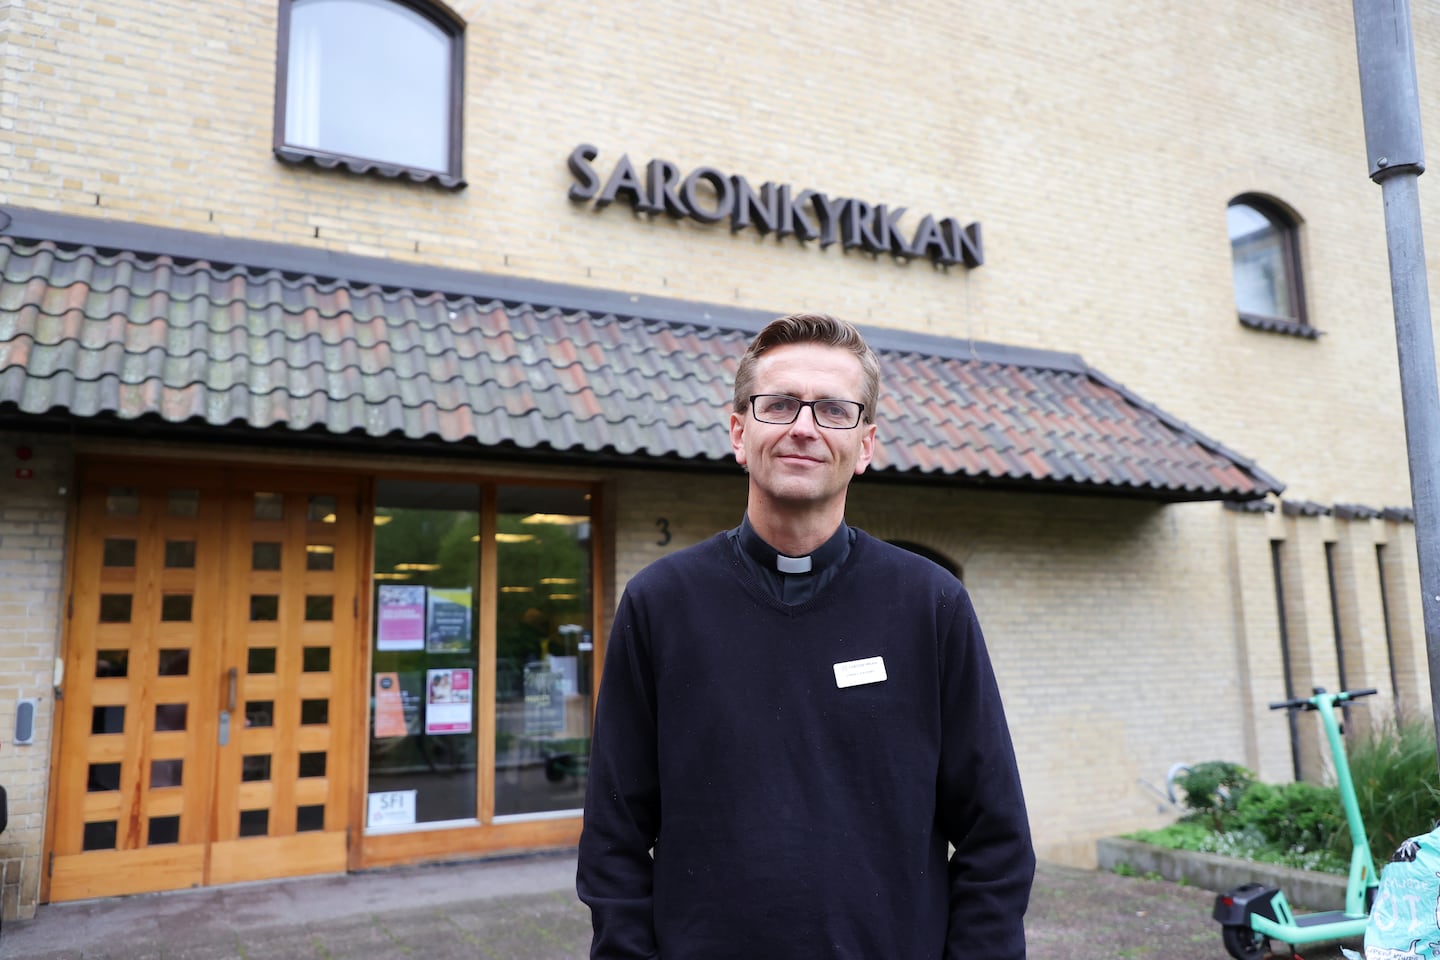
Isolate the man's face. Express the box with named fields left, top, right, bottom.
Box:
left=729, top=342, right=876, bottom=515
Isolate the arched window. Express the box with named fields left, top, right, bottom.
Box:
left=887, top=540, right=962, bottom=581
left=274, top=0, right=465, bottom=187
left=1227, top=195, right=1311, bottom=336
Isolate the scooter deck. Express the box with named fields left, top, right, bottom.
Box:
left=1251, top=910, right=1369, bottom=945
left=1293, top=910, right=1359, bottom=928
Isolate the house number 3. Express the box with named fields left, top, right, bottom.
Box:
left=655, top=518, right=671, bottom=546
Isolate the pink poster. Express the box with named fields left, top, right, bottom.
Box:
left=425, top=668, right=473, bottom=735
left=376, top=585, right=426, bottom=651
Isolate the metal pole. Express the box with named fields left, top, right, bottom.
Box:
left=1352, top=0, right=1440, bottom=765
left=1378, top=172, right=1440, bottom=750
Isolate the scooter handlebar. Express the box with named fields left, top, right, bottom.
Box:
left=1268, top=688, right=1378, bottom=710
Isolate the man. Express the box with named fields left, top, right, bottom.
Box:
left=578, top=313, right=1034, bottom=959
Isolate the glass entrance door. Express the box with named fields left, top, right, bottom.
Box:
left=492, top=484, right=594, bottom=819
left=366, top=481, right=481, bottom=828
left=364, top=480, right=595, bottom=837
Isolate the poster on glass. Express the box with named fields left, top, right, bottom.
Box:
left=376, top=585, right=426, bottom=651
left=425, top=667, right=473, bottom=735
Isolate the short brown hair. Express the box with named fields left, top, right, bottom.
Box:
left=732, top=313, right=881, bottom=423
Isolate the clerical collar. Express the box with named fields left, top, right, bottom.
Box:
left=736, top=515, right=851, bottom=576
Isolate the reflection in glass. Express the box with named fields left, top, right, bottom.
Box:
left=1228, top=201, right=1294, bottom=320
left=250, top=595, right=279, bottom=621
left=92, top=705, right=124, bottom=735
left=164, top=540, right=196, bottom=568
left=155, top=703, right=188, bottom=731
left=308, top=495, right=337, bottom=523
left=285, top=0, right=452, bottom=173
left=494, top=485, right=593, bottom=818
left=239, top=809, right=269, bottom=837
left=102, top=538, right=136, bottom=567
left=87, top=762, right=121, bottom=792
left=297, top=804, right=325, bottom=832
left=253, top=492, right=284, bottom=521
left=105, top=487, right=139, bottom=516
left=299, top=752, right=327, bottom=778
left=305, top=595, right=334, bottom=621
left=97, top=649, right=128, bottom=677
left=253, top=542, right=282, bottom=570
left=167, top=488, right=200, bottom=517
left=157, top=649, right=190, bottom=676
left=242, top=755, right=272, bottom=782
left=248, top=647, right=277, bottom=674
left=367, top=481, right=480, bottom=827
left=151, top=759, right=183, bottom=787
left=160, top=595, right=193, bottom=622
left=83, top=820, right=118, bottom=851
left=99, top=594, right=132, bottom=623
left=246, top=701, right=274, bottom=728
left=149, top=815, right=181, bottom=845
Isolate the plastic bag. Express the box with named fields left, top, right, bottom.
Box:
left=1365, top=830, right=1440, bottom=959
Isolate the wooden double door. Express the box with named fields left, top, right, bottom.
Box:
left=47, top=464, right=363, bottom=901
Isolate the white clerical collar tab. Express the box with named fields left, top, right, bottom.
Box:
left=776, top=554, right=812, bottom=574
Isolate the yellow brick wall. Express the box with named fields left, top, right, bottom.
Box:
left=0, top=441, right=1427, bottom=897
left=1382, top=522, right=1432, bottom=719
left=0, top=0, right=1432, bottom=507
left=0, top=432, right=72, bottom=920
left=2, top=0, right=1437, bottom=886
left=614, top=469, right=1278, bottom=865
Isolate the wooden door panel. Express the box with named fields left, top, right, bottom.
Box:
left=49, top=464, right=360, bottom=902
left=208, top=831, right=346, bottom=886
left=210, top=477, right=356, bottom=881
left=49, top=845, right=207, bottom=901
left=49, top=468, right=226, bottom=900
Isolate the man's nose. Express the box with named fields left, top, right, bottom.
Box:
left=787, top=404, right=822, bottom=436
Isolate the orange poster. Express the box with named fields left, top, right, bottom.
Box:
left=374, top=672, right=407, bottom=739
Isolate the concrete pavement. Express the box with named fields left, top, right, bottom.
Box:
left=1, top=853, right=1363, bottom=959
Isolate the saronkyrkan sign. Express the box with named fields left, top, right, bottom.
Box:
left=567, top=144, right=983, bottom=270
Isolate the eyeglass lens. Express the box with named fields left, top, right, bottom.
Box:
left=751, top=395, right=862, bottom=428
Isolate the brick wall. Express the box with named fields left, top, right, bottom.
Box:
left=0, top=0, right=1431, bottom=509
left=612, top=468, right=1260, bottom=865
left=0, top=432, right=73, bottom=919
left=1, top=0, right=1433, bottom=882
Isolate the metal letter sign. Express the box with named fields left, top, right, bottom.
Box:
left=567, top=144, right=983, bottom=271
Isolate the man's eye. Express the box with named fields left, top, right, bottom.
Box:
left=816, top=402, right=848, bottom=419
left=762, top=397, right=798, bottom=414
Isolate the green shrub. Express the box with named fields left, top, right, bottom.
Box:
left=1235, top=780, right=1345, bottom=852
left=1126, top=720, right=1440, bottom=877
left=1346, top=714, right=1440, bottom=861
left=1175, top=761, right=1255, bottom=831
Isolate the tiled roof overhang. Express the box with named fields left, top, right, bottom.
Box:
left=0, top=207, right=1282, bottom=502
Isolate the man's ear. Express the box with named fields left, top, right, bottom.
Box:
left=730, top=411, right=748, bottom=466
left=853, top=423, right=877, bottom=476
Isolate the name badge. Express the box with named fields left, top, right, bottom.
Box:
left=833, top=656, right=887, bottom=689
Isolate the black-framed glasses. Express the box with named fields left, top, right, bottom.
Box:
left=749, top=395, right=866, bottom=430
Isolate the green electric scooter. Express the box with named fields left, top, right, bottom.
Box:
left=1213, top=687, right=1379, bottom=960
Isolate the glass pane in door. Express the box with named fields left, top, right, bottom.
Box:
left=493, top=485, right=594, bottom=817
left=367, top=481, right=480, bottom=829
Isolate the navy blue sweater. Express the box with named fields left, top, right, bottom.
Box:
left=578, top=530, right=1034, bottom=959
